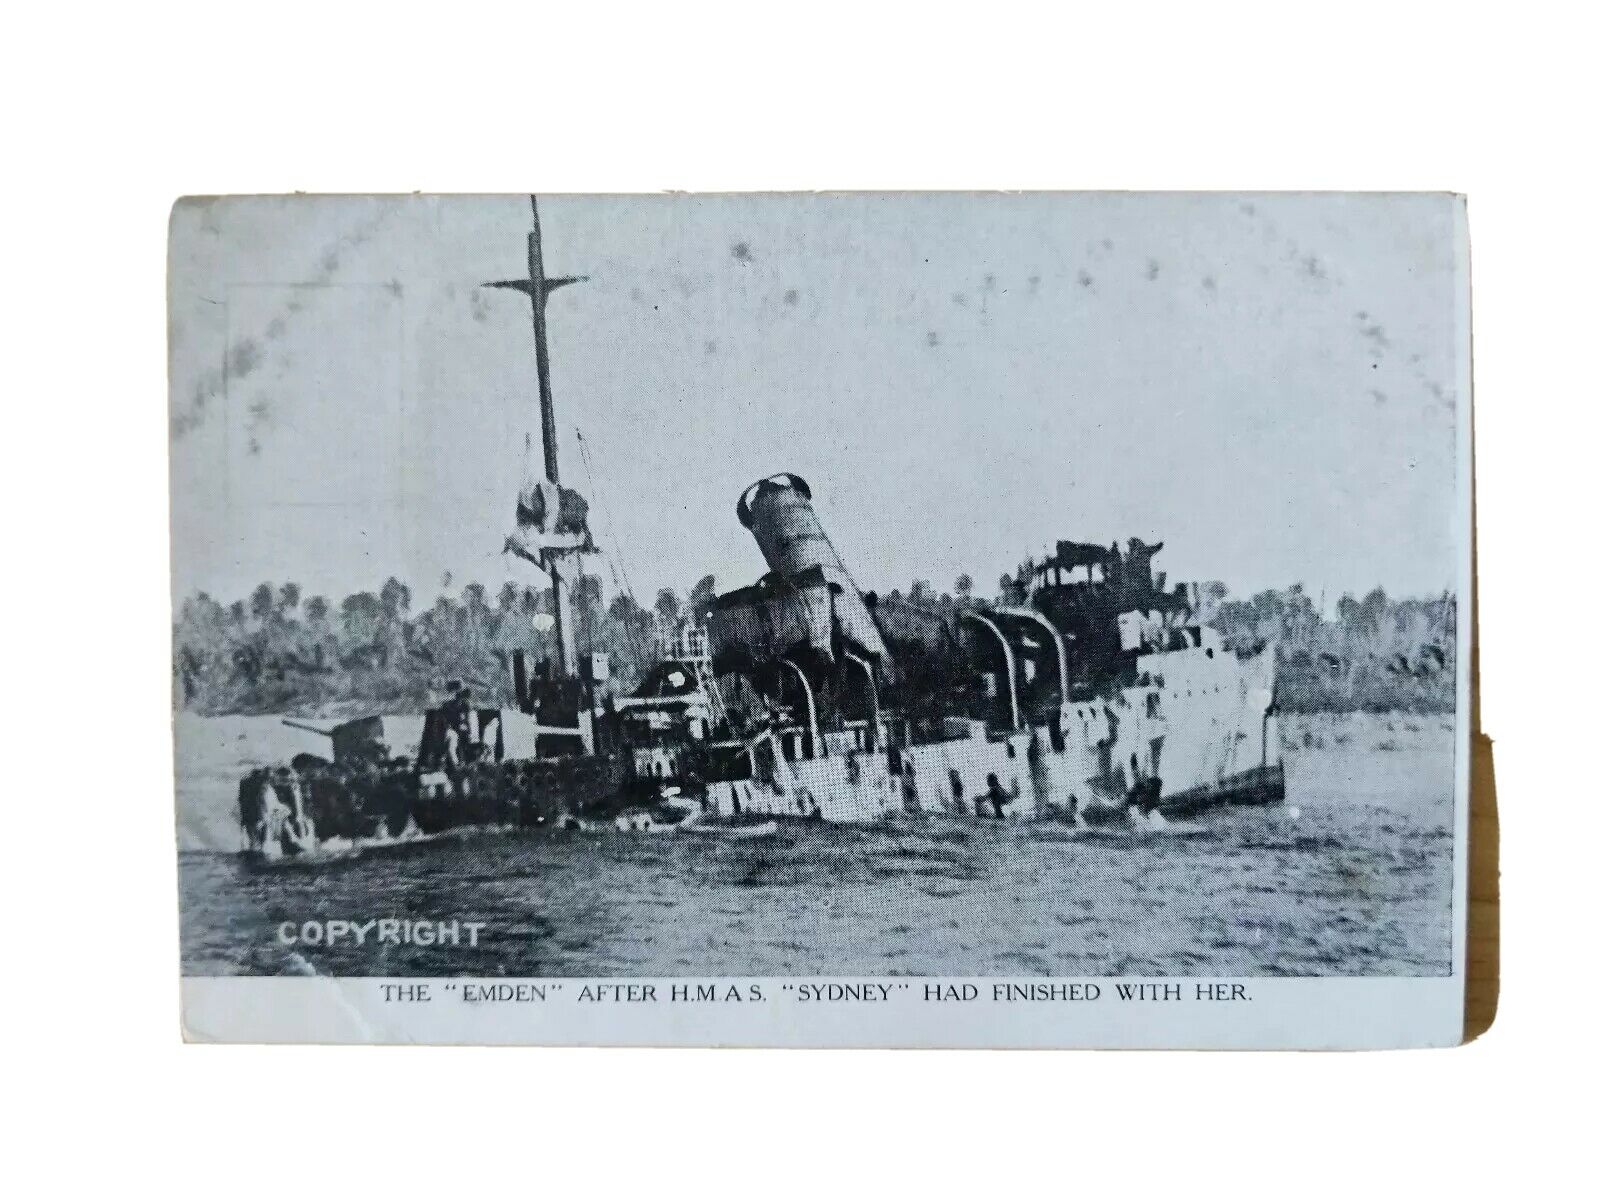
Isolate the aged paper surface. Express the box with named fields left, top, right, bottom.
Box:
left=171, top=192, right=1471, bottom=1047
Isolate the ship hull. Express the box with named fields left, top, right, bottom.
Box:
left=242, top=754, right=629, bottom=856
left=1160, top=761, right=1287, bottom=815
left=701, top=644, right=1284, bottom=824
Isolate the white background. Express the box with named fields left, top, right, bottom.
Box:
left=3, top=2, right=1591, bottom=1195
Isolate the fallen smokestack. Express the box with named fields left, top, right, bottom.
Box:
left=737, top=473, right=850, bottom=586
left=734, top=472, right=893, bottom=676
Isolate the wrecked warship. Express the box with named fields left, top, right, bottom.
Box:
left=243, top=476, right=1284, bottom=858
left=236, top=197, right=1284, bottom=859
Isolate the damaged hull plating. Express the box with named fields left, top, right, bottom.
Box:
left=703, top=648, right=1284, bottom=825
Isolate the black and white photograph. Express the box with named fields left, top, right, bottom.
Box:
left=170, top=191, right=1470, bottom=1045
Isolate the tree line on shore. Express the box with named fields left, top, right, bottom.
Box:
left=1206, top=583, right=1455, bottom=713
left=172, top=573, right=1455, bottom=717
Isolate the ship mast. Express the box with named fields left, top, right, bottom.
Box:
left=484, top=195, right=587, bottom=678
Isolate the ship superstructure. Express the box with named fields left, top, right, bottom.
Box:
left=643, top=473, right=1284, bottom=823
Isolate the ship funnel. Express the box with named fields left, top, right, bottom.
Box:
left=732, top=472, right=894, bottom=678
left=736, top=473, right=849, bottom=586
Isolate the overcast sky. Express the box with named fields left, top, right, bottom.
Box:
left=169, top=192, right=1465, bottom=613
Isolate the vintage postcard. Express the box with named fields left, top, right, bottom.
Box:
left=171, top=192, right=1472, bottom=1047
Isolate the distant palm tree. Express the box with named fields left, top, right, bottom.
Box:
left=380, top=576, right=411, bottom=620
